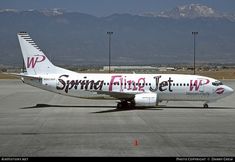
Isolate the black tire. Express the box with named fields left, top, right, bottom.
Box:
left=117, top=102, right=123, bottom=109
left=203, top=104, right=209, bottom=108
left=129, top=101, right=135, bottom=108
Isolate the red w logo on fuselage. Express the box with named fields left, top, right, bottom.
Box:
left=27, top=55, right=46, bottom=68
left=190, top=79, right=210, bottom=91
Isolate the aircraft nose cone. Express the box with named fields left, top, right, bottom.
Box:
left=226, top=86, right=234, bottom=95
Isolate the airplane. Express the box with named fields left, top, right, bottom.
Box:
left=17, top=32, right=234, bottom=109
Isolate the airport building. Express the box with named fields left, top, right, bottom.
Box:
left=102, top=66, right=176, bottom=72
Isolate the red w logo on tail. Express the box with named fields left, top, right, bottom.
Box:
left=27, top=55, right=46, bottom=68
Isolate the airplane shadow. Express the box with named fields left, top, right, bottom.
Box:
left=20, top=104, right=116, bottom=109
left=20, top=104, right=235, bottom=113
left=20, top=103, right=163, bottom=113
left=92, top=106, right=235, bottom=113
left=92, top=107, right=162, bottom=113
left=162, top=106, right=235, bottom=109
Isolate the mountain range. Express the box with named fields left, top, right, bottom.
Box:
left=141, top=4, right=235, bottom=21
left=0, top=4, right=235, bottom=66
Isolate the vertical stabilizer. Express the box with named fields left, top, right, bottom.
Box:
left=17, top=32, right=57, bottom=75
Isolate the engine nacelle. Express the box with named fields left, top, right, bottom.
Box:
left=134, top=92, right=158, bottom=107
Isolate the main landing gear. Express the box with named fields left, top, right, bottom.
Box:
left=117, top=100, right=135, bottom=109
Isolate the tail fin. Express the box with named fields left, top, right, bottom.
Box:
left=17, top=32, right=57, bottom=75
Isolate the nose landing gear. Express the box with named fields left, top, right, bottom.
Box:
left=203, top=103, right=209, bottom=108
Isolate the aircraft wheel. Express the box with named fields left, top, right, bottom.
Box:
left=129, top=101, right=135, bottom=108
left=117, top=102, right=123, bottom=109
left=117, top=101, right=132, bottom=109
left=203, top=103, right=209, bottom=108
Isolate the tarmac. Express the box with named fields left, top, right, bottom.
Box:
left=0, top=79, right=235, bottom=157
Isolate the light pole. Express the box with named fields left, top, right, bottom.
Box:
left=192, top=31, right=198, bottom=75
left=107, top=31, right=113, bottom=73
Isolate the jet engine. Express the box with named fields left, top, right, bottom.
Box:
left=134, top=92, right=158, bottom=107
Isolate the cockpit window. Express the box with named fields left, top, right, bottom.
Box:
left=212, top=81, right=223, bottom=86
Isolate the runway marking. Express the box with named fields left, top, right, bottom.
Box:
left=133, top=139, right=139, bottom=146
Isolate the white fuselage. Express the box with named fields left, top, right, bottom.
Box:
left=22, top=72, right=233, bottom=103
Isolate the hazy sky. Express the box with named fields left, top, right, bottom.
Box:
left=1, top=0, right=235, bottom=16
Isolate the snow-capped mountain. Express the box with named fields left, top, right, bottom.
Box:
left=0, top=9, right=18, bottom=13
left=141, top=4, right=223, bottom=19
left=0, top=8, right=64, bottom=16
left=40, top=8, right=64, bottom=16
left=161, top=4, right=220, bottom=18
